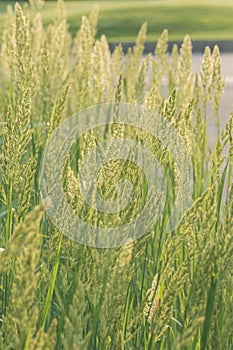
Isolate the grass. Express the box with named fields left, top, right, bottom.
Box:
left=0, top=1, right=233, bottom=349
left=1, top=1, right=233, bottom=41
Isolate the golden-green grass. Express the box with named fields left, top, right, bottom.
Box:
left=0, top=1, right=233, bottom=349
left=1, top=0, right=233, bottom=40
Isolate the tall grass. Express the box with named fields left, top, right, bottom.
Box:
left=0, top=0, right=233, bottom=349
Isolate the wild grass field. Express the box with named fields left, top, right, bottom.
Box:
left=0, top=0, right=233, bottom=349
left=1, top=0, right=233, bottom=40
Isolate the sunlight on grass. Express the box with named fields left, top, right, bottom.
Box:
left=1, top=1, right=233, bottom=41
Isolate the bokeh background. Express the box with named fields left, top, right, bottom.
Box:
left=1, top=0, right=233, bottom=42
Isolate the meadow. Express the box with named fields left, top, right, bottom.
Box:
left=1, top=0, right=233, bottom=40
left=0, top=0, right=233, bottom=349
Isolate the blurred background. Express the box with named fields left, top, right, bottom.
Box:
left=1, top=0, right=233, bottom=43
left=1, top=0, right=233, bottom=144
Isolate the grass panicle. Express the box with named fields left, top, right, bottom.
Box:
left=0, top=1, right=232, bottom=349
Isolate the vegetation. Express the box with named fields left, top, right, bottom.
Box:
left=0, top=0, right=233, bottom=349
left=1, top=0, right=233, bottom=41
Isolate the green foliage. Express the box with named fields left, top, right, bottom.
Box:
left=2, top=1, right=233, bottom=41
left=0, top=1, right=233, bottom=349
